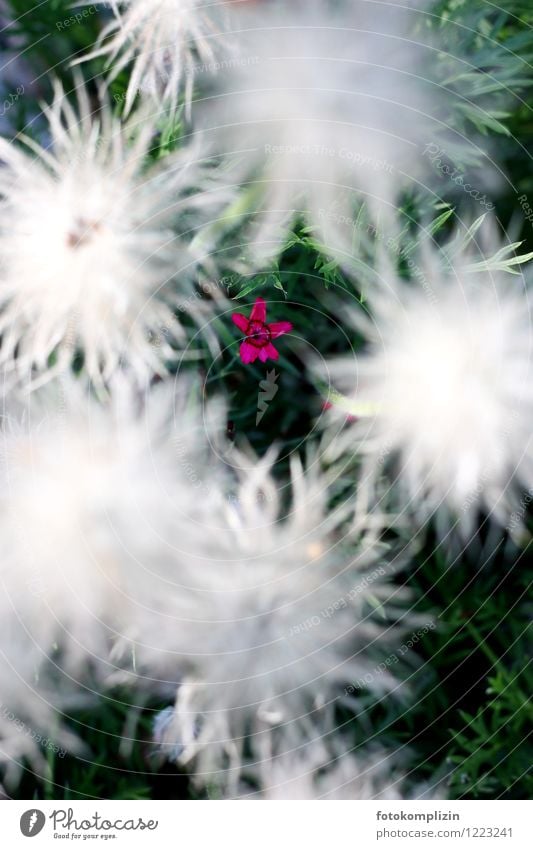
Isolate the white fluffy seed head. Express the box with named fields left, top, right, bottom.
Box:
left=150, top=454, right=416, bottom=792
left=324, top=236, right=533, bottom=532
left=0, top=80, right=228, bottom=390
left=237, top=745, right=411, bottom=800
left=199, top=0, right=436, bottom=264
left=0, top=379, right=229, bottom=783
left=78, top=0, right=232, bottom=116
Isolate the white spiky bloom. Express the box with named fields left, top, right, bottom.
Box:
left=77, top=0, right=232, bottom=116
left=150, top=453, right=415, bottom=793
left=240, top=739, right=444, bottom=800
left=0, top=383, right=414, bottom=789
left=0, top=80, right=228, bottom=391
left=236, top=746, right=413, bottom=800
left=323, top=231, right=533, bottom=531
left=0, top=379, right=228, bottom=784
left=199, top=0, right=436, bottom=264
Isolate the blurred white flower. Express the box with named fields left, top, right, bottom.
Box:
left=246, top=738, right=445, bottom=800
left=0, top=79, right=228, bottom=390
left=237, top=745, right=411, bottom=800
left=151, top=453, right=415, bottom=792
left=0, top=379, right=228, bottom=784
left=199, top=0, right=436, bottom=263
left=0, top=379, right=413, bottom=790
left=323, top=230, right=533, bottom=531
left=77, top=0, right=234, bottom=116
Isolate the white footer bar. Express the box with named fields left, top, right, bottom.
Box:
left=3, top=799, right=531, bottom=848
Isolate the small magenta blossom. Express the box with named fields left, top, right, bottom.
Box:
left=232, top=297, right=293, bottom=364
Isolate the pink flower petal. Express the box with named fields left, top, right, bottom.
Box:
left=268, top=321, right=293, bottom=339
left=264, top=342, right=279, bottom=361
left=240, top=340, right=259, bottom=364
left=232, top=313, right=249, bottom=333
left=250, top=297, right=267, bottom=323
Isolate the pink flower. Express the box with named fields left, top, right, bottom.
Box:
left=232, top=297, right=293, bottom=364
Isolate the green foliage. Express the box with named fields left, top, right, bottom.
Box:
left=15, top=695, right=191, bottom=801
left=345, top=534, right=532, bottom=800
left=5, top=0, right=105, bottom=82
left=448, top=664, right=533, bottom=798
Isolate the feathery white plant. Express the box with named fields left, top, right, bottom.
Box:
left=0, top=379, right=228, bottom=784
left=237, top=746, right=413, bottom=800
left=0, top=79, right=228, bottom=390
left=151, top=453, right=415, bottom=793
left=323, top=226, right=533, bottom=531
left=77, top=0, right=232, bottom=116
left=0, top=380, right=413, bottom=790
left=199, top=0, right=436, bottom=263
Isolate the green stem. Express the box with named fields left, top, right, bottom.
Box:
left=316, top=381, right=379, bottom=417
